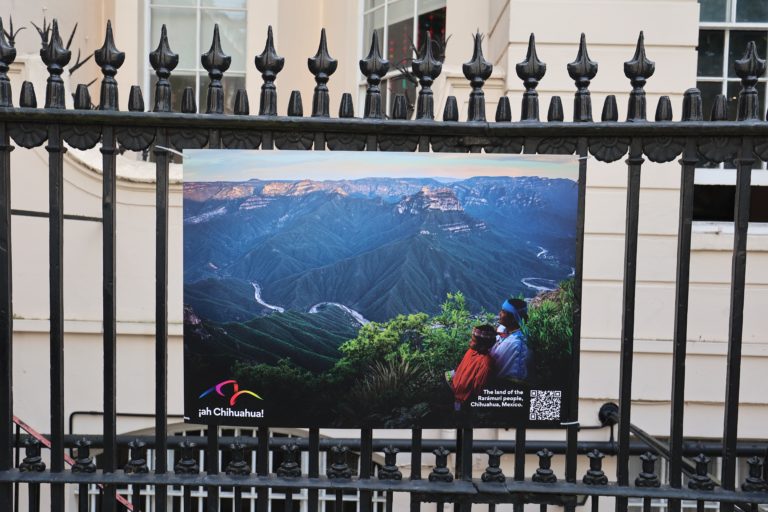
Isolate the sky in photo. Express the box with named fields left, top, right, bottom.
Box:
left=184, top=150, right=578, bottom=182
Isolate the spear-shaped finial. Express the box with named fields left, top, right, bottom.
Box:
left=0, top=18, right=18, bottom=107
left=149, top=24, right=179, bottom=112
left=413, top=32, right=443, bottom=120
left=624, top=31, right=655, bottom=121
left=308, top=29, right=337, bottom=117
left=359, top=31, right=389, bottom=119
left=734, top=40, right=766, bottom=121
left=568, top=33, right=598, bottom=122
left=94, top=20, right=125, bottom=110
left=516, top=33, right=546, bottom=121
left=41, top=19, right=72, bottom=109
left=201, top=24, right=231, bottom=114
left=255, top=25, right=284, bottom=116
left=463, top=31, right=493, bottom=122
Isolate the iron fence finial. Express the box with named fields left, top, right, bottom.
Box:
left=149, top=24, right=179, bottom=112
left=359, top=31, right=389, bottom=119
left=548, top=96, right=564, bottom=122
left=682, top=88, right=703, bottom=122
left=413, top=31, right=442, bottom=120
left=624, top=31, right=655, bottom=122
left=568, top=33, right=598, bottom=122
left=202, top=24, right=231, bottom=115
left=516, top=33, right=546, bottom=122
left=255, top=25, right=284, bottom=116
left=734, top=40, right=766, bottom=121
left=40, top=19, right=71, bottom=109
left=95, top=20, right=124, bottom=111
left=463, top=31, right=492, bottom=122
left=655, top=96, right=673, bottom=121
left=308, top=28, right=337, bottom=117
left=0, top=17, right=18, bottom=107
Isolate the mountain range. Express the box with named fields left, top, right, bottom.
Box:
left=184, top=176, right=577, bottom=369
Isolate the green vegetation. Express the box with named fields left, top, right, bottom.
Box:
left=525, top=279, right=575, bottom=386
left=222, top=281, right=575, bottom=427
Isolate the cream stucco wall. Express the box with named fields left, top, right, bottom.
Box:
left=3, top=0, right=768, bottom=510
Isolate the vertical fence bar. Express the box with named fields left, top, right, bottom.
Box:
left=360, top=428, right=373, bottom=512
left=721, top=136, right=754, bottom=509
left=101, top=122, right=118, bottom=512
left=0, top=120, right=12, bottom=512
left=669, top=87, right=702, bottom=512
left=153, top=129, right=171, bottom=512
left=150, top=22, right=178, bottom=512
left=39, top=19, right=71, bottom=512
left=48, top=121, right=66, bottom=512
left=566, top=135, right=589, bottom=492
left=0, top=24, right=14, bottom=510
left=616, top=138, right=643, bottom=512
left=207, top=427, right=219, bottom=512
left=410, top=429, right=422, bottom=512
left=617, top=32, right=654, bottom=512
left=256, top=427, right=269, bottom=512
left=308, top=428, right=319, bottom=512
left=513, top=427, right=525, bottom=512
left=721, top=40, right=763, bottom=511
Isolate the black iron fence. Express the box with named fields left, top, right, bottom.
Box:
left=0, top=14, right=767, bottom=512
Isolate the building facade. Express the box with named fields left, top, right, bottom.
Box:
left=3, top=0, right=767, bottom=510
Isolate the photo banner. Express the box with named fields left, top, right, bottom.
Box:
left=183, top=150, right=580, bottom=428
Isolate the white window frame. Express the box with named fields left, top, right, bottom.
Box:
left=696, top=0, right=768, bottom=186
left=143, top=0, right=248, bottom=114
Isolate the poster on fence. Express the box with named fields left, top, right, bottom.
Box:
left=183, top=150, right=580, bottom=428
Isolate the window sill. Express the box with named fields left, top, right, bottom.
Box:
left=692, top=221, right=768, bottom=251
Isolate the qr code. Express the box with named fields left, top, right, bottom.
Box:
left=529, top=390, right=562, bottom=421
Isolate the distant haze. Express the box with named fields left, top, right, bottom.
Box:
left=184, top=150, right=578, bottom=182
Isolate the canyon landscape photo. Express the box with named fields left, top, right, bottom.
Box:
left=184, top=151, right=579, bottom=428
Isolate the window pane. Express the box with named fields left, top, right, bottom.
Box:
left=150, top=6, right=199, bottom=70
left=365, top=0, right=384, bottom=9
left=387, top=0, right=416, bottom=65
left=388, top=0, right=415, bottom=25
left=363, top=9, right=385, bottom=55
left=697, top=30, right=725, bottom=77
left=728, top=31, right=768, bottom=78
left=151, top=0, right=197, bottom=5
left=417, top=6, right=447, bottom=55
left=200, top=9, right=247, bottom=72
left=201, top=0, right=247, bottom=7
left=699, top=0, right=728, bottom=21
left=736, top=0, right=768, bottom=22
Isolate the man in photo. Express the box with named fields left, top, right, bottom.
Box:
left=490, top=298, right=530, bottom=383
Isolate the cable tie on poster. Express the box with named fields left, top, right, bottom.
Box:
left=560, top=420, right=580, bottom=426
left=578, top=156, right=590, bottom=161
left=154, top=145, right=184, bottom=158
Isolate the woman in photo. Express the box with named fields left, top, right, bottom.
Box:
left=447, top=325, right=497, bottom=410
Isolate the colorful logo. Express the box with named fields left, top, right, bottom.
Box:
left=199, top=380, right=262, bottom=406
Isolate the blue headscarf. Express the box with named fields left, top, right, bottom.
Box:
left=501, top=299, right=529, bottom=338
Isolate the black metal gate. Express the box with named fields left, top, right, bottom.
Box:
left=0, top=15, right=767, bottom=512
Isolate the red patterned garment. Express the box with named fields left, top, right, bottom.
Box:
left=450, top=348, right=494, bottom=403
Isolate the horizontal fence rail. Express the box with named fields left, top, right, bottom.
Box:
left=0, top=14, right=767, bottom=512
